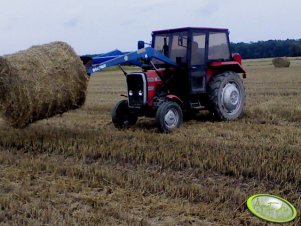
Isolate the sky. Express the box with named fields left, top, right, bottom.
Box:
left=0, top=0, right=300, bottom=55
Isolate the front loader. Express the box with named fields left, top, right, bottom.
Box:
left=82, top=27, right=246, bottom=132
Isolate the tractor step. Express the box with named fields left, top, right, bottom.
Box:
left=190, top=100, right=203, bottom=110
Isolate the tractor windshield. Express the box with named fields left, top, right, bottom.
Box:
left=153, top=32, right=188, bottom=65
left=153, top=34, right=169, bottom=54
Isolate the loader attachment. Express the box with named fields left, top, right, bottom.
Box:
left=82, top=47, right=177, bottom=75
left=80, top=56, right=93, bottom=67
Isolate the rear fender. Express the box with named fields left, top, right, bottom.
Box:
left=207, top=61, right=247, bottom=80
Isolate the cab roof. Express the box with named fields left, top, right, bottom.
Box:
left=152, top=27, right=229, bottom=35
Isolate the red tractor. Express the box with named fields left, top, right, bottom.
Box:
left=84, top=27, right=246, bottom=132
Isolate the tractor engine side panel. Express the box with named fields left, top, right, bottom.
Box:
left=145, top=70, right=164, bottom=107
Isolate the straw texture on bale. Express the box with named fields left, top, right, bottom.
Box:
left=0, top=42, right=89, bottom=128
left=272, top=57, right=290, bottom=68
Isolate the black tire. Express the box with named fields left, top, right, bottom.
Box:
left=112, top=100, right=138, bottom=129
left=207, top=72, right=245, bottom=120
left=156, top=101, right=183, bottom=133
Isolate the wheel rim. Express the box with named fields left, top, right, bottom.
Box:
left=221, top=81, right=241, bottom=115
left=164, top=109, right=179, bottom=129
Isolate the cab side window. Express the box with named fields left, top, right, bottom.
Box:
left=191, top=33, right=206, bottom=65
left=208, top=32, right=230, bottom=61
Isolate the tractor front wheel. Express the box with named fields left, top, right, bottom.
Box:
left=156, top=101, right=183, bottom=133
left=112, top=100, right=138, bottom=129
left=208, top=72, right=245, bottom=120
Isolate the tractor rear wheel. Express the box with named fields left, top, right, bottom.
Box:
left=156, top=101, right=183, bottom=133
left=208, top=72, right=245, bottom=120
left=112, top=100, right=138, bottom=129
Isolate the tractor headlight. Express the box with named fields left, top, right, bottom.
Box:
left=129, top=90, right=133, bottom=96
left=138, top=90, right=143, bottom=96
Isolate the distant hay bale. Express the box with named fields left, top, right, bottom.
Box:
left=272, top=57, right=290, bottom=68
left=0, top=42, right=89, bottom=128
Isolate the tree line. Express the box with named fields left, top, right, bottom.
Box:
left=230, top=39, right=301, bottom=59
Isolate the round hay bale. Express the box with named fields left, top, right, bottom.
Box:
left=272, top=57, right=290, bottom=68
left=0, top=42, right=89, bottom=128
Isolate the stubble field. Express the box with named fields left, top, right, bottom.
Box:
left=1, top=58, right=301, bottom=225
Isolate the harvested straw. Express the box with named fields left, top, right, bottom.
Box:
left=272, top=57, right=290, bottom=68
left=0, top=42, right=88, bottom=128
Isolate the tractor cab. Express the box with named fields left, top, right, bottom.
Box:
left=152, top=27, right=231, bottom=64
left=151, top=28, right=238, bottom=95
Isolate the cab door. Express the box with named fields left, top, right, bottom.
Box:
left=189, top=32, right=207, bottom=94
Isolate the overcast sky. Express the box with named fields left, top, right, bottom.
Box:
left=0, top=0, right=300, bottom=55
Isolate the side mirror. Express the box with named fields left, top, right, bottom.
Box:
left=138, top=41, right=145, bottom=50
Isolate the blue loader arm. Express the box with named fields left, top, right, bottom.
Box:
left=87, top=47, right=177, bottom=75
